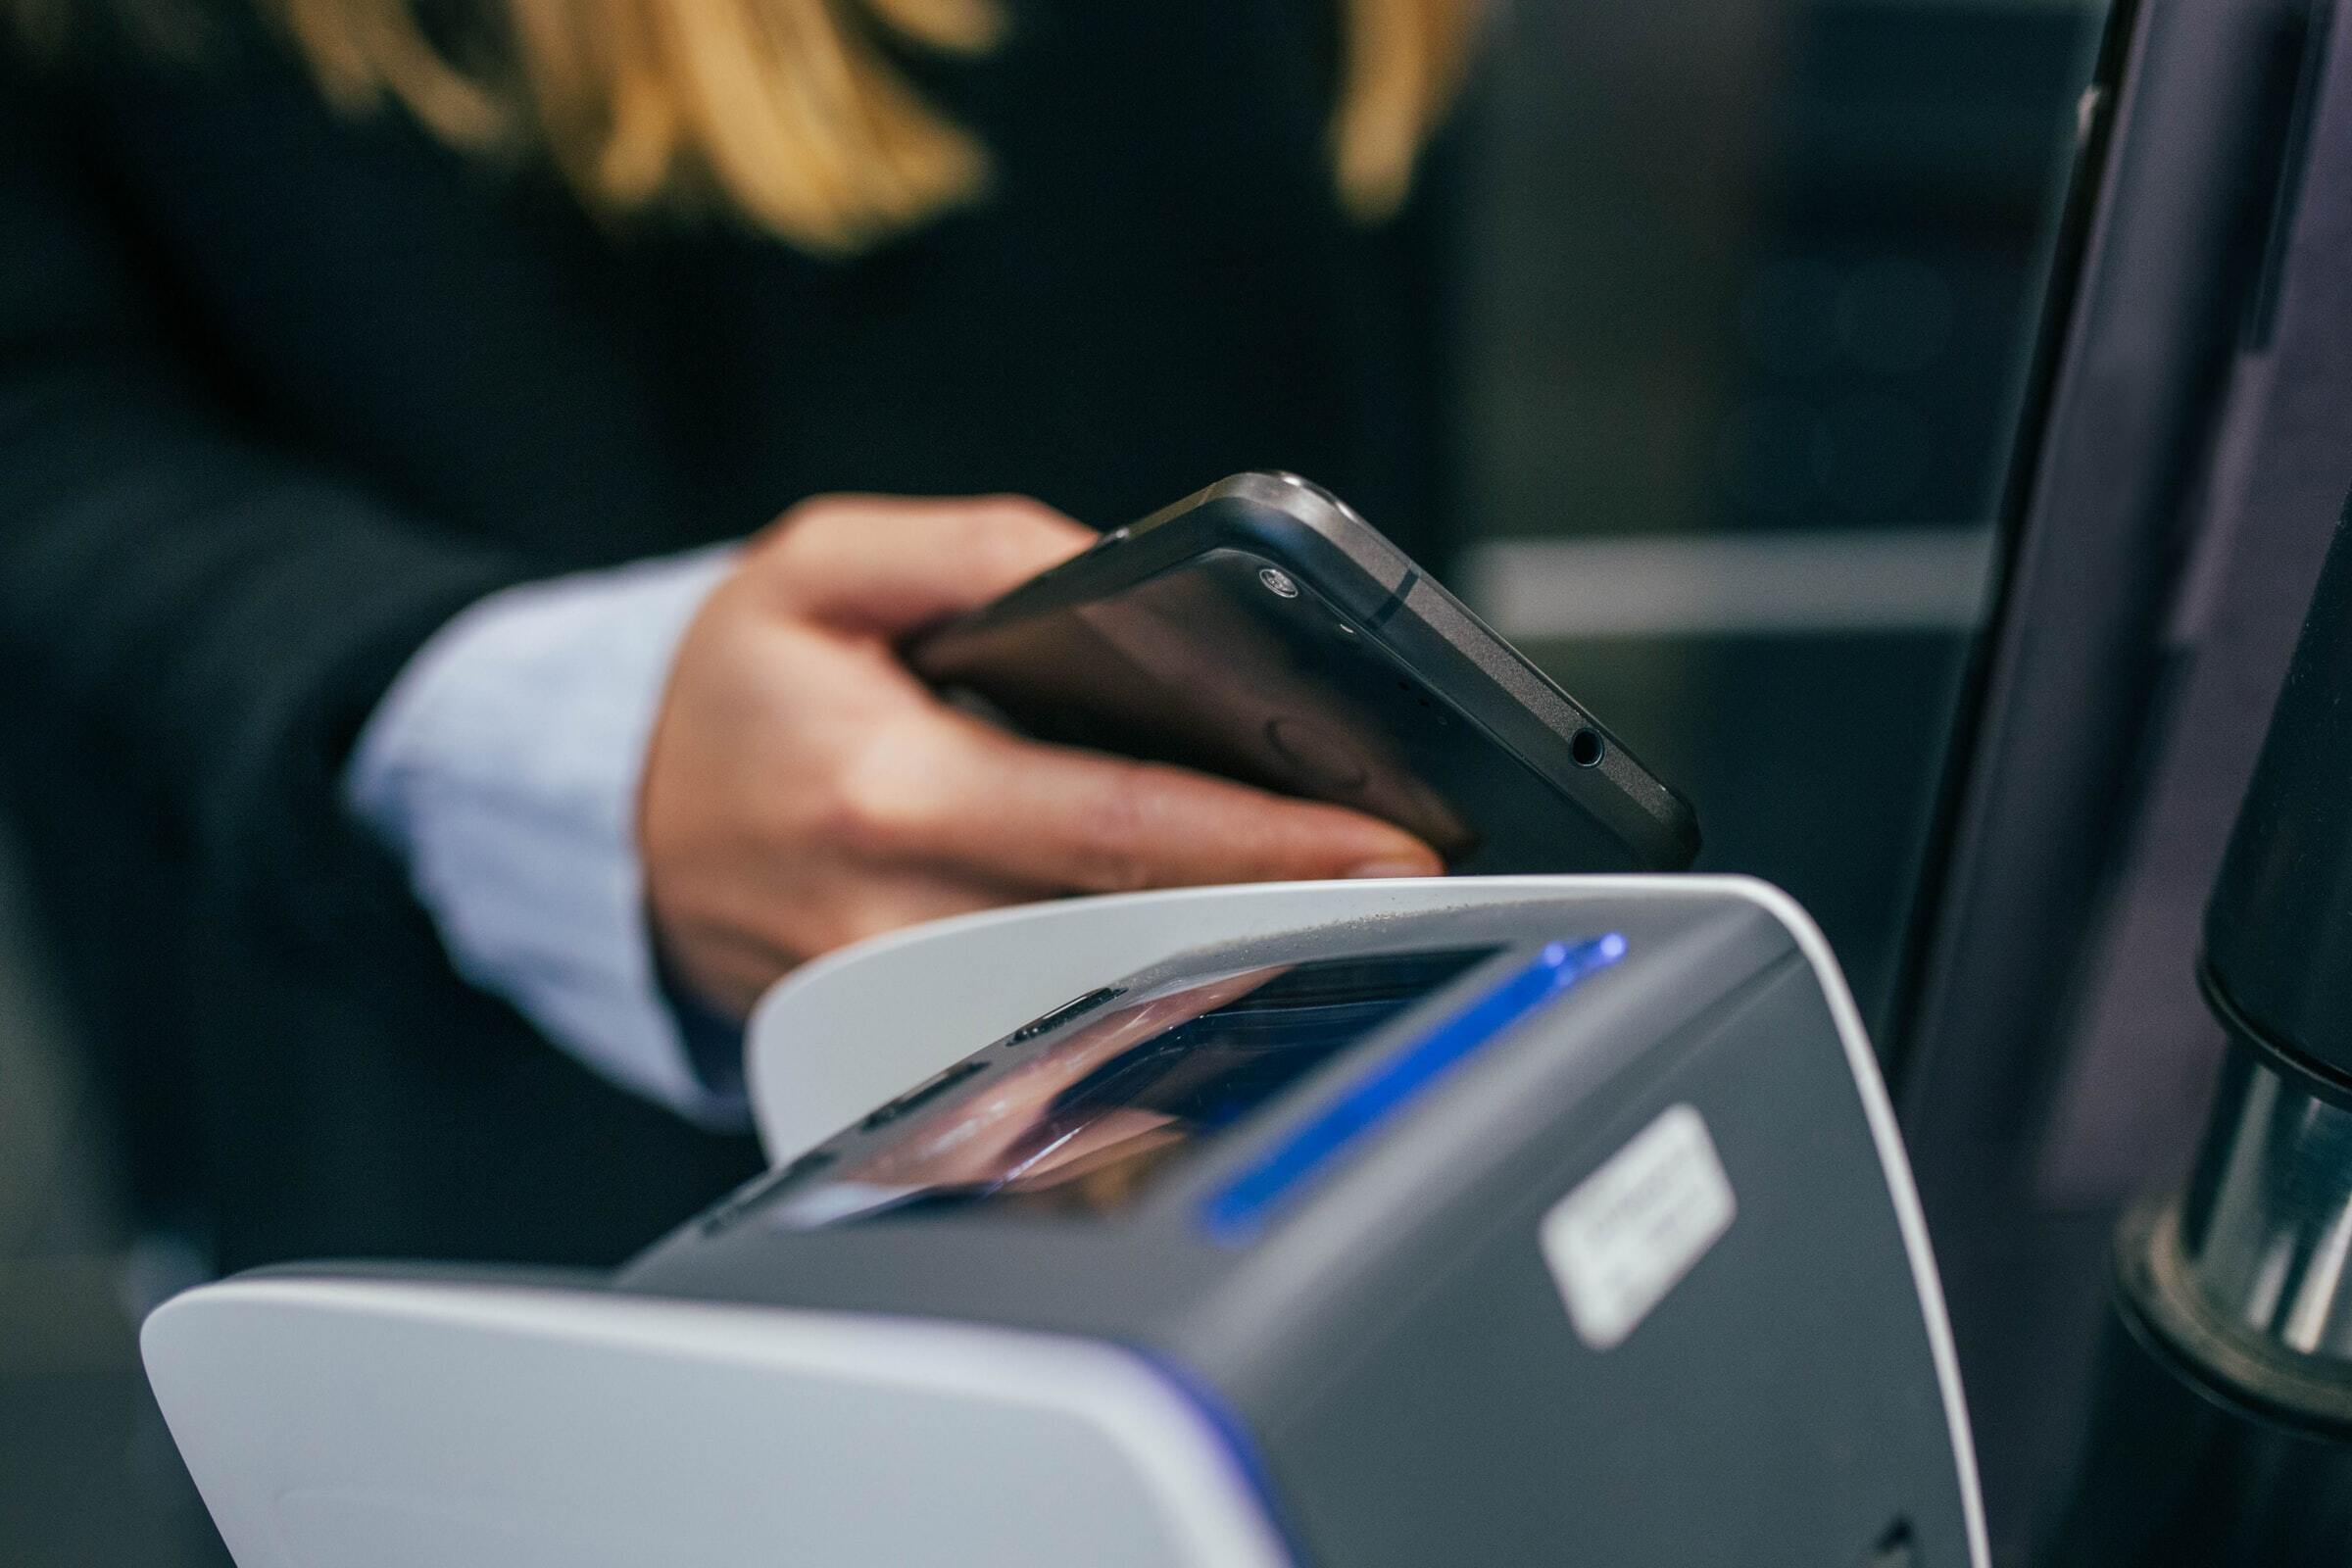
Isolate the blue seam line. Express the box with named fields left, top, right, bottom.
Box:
left=1198, top=932, right=1628, bottom=1245
left=1130, top=1348, right=1312, bottom=1565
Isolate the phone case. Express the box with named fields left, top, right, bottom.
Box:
left=909, top=472, right=1699, bottom=873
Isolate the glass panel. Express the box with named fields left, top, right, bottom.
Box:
left=770, top=947, right=1497, bottom=1226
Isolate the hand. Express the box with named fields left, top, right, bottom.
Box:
left=640, top=494, right=1444, bottom=1015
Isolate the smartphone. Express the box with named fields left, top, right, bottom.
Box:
left=907, top=472, right=1699, bottom=874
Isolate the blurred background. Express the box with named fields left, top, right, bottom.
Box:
left=0, top=0, right=2100, bottom=1561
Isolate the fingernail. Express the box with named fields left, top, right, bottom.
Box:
left=1343, top=859, right=1436, bottom=880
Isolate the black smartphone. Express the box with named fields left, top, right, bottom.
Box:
left=907, top=472, right=1699, bottom=874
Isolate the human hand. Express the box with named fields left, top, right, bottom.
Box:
left=639, top=494, right=1443, bottom=1015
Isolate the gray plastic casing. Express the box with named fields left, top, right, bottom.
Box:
left=139, top=876, right=1985, bottom=1568
left=629, top=875, right=1986, bottom=1567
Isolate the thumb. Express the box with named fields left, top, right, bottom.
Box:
left=755, top=493, right=1095, bottom=636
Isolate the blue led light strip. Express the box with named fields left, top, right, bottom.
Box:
left=1199, top=932, right=1628, bottom=1244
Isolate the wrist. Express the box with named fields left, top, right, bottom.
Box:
left=345, top=544, right=751, bottom=1123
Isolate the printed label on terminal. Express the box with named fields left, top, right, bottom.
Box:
left=1541, top=1103, right=1736, bottom=1350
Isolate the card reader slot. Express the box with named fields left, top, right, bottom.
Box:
left=860, top=1059, right=991, bottom=1132
left=1006, top=987, right=1125, bottom=1046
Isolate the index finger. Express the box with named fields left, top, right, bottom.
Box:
left=874, top=712, right=1446, bottom=892
left=758, top=494, right=1095, bottom=635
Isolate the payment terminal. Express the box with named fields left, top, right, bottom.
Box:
left=142, top=876, right=1985, bottom=1568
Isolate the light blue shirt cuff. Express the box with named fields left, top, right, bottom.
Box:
left=344, top=546, right=750, bottom=1129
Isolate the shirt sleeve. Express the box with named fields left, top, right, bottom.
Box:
left=344, top=546, right=752, bottom=1128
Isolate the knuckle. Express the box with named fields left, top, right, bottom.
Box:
left=975, top=493, right=1061, bottom=528
left=1069, top=761, right=1160, bottom=892
left=769, top=492, right=848, bottom=537
left=756, top=498, right=823, bottom=560
left=821, top=720, right=948, bottom=855
left=756, top=493, right=858, bottom=568
left=971, top=494, right=1086, bottom=552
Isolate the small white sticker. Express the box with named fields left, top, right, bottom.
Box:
left=1541, top=1103, right=1737, bottom=1350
